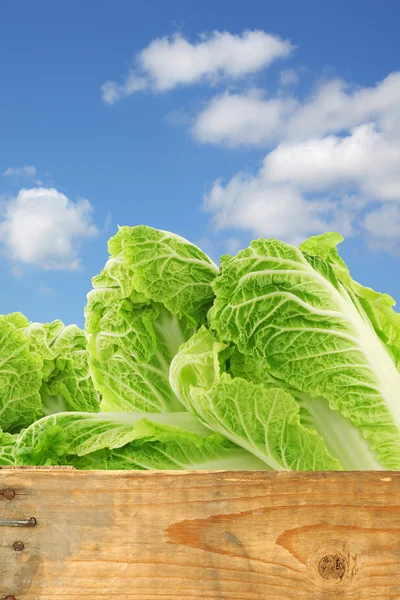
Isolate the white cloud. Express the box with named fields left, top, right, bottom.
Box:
left=200, top=70, right=400, bottom=252
left=193, top=71, right=400, bottom=147
left=263, top=123, right=400, bottom=199
left=203, top=122, right=400, bottom=247
left=4, top=165, right=37, bottom=177
left=204, top=174, right=348, bottom=244
left=101, top=73, right=148, bottom=104
left=193, top=90, right=297, bottom=146
left=101, top=30, right=293, bottom=103
left=280, top=69, right=299, bottom=86
left=0, top=188, right=98, bottom=270
left=102, top=26, right=400, bottom=256
left=284, top=72, right=400, bottom=141
left=3, top=165, right=44, bottom=186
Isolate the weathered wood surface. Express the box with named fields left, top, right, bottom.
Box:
left=1, top=469, right=400, bottom=599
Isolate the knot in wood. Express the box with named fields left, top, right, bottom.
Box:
left=318, top=554, right=347, bottom=580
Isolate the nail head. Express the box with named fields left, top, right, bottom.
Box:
left=3, top=489, right=15, bottom=500
left=13, top=541, right=24, bottom=552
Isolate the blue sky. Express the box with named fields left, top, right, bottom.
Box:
left=1, top=0, right=400, bottom=327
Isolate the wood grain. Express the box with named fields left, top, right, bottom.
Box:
left=1, top=469, right=400, bottom=599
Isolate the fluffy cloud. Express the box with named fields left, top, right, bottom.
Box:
left=204, top=122, right=400, bottom=248
left=263, top=123, right=400, bottom=199
left=284, top=72, right=400, bottom=141
left=4, top=165, right=37, bottom=177
left=101, top=27, right=400, bottom=254
left=101, top=73, right=148, bottom=104
left=0, top=188, right=98, bottom=270
left=193, top=72, right=400, bottom=147
left=201, top=71, right=400, bottom=253
left=193, top=90, right=297, bottom=146
left=101, top=30, right=292, bottom=103
left=3, top=165, right=44, bottom=186
left=204, top=175, right=356, bottom=245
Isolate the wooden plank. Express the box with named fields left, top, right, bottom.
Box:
left=1, top=470, right=400, bottom=600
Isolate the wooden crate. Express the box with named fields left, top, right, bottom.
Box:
left=1, top=468, right=399, bottom=600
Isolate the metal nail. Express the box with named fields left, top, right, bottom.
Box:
left=0, top=517, right=36, bottom=527
left=2, top=489, right=15, bottom=500
left=13, top=541, right=24, bottom=552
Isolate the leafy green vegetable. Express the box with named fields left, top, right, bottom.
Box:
left=108, top=226, right=219, bottom=325
left=209, top=235, right=400, bottom=470
left=72, top=433, right=267, bottom=471
left=13, top=411, right=209, bottom=465
left=230, top=349, right=384, bottom=470
left=85, top=225, right=218, bottom=413
left=3, top=225, right=400, bottom=472
left=25, top=321, right=100, bottom=414
left=300, top=232, right=400, bottom=367
left=13, top=409, right=266, bottom=470
left=0, top=313, right=99, bottom=433
left=0, top=429, right=17, bottom=465
left=170, top=327, right=342, bottom=470
left=0, top=313, right=43, bottom=432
